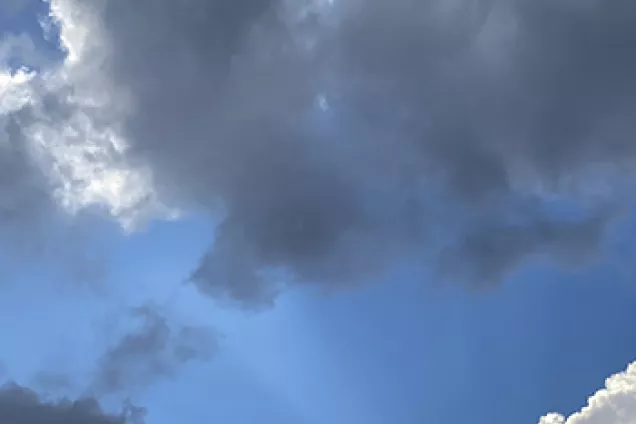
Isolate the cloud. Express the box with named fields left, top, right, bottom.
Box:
left=0, top=69, right=54, bottom=231
left=3, top=0, right=636, bottom=305
left=0, top=0, right=170, bottom=230
left=0, top=382, right=144, bottom=424
left=539, top=361, right=636, bottom=424
left=95, top=0, right=634, bottom=304
left=439, top=207, right=613, bottom=286
left=90, top=306, right=217, bottom=395
left=0, top=0, right=172, bottom=275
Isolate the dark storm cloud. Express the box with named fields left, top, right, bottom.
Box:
left=340, top=0, right=636, bottom=177
left=96, top=0, right=409, bottom=304
left=0, top=382, right=144, bottom=424
left=79, top=0, right=636, bottom=304
left=91, top=306, right=217, bottom=395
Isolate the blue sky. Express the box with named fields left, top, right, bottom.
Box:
left=2, top=1, right=636, bottom=424
left=4, top=213, right=636, bottom=424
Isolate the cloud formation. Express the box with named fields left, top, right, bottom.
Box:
left=97, top=0, right=636, bottom=303
left=91, top=306, right=217, bottom=395
left=0, top=382, right=144, bottom=424
left=3, top=0, right=636, bottom=304
left=539, top=361, right=636, bottom=424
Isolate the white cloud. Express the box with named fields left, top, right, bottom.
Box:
left=539, top=361, right=636, bottom=424
left=0, top=0, right=173, bottom=230
left=0, top=67, right=35, bottom=113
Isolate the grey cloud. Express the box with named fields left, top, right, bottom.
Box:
left=0, top=382, right=144, bottom=424
left=0, top=52, right=129, bottom=281
left=347, top=0, right=636, bottom=184
left=0, top=50, right=68, bottom=247
left=440, top=209, right=612, bottom=286
left=91, top=306, right=217, bottom=395
left=60, top=0, right=636, bottom=304
left=0, top=111, right=56, bottom=243
left=0, top=110, right=103, bottom=282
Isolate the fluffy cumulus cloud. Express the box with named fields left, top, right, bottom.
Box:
left=539, top=361, right=636, bottom=424
left=3, top=0, right=636, bottom=306
left=0, top=382, right=144, bottom=424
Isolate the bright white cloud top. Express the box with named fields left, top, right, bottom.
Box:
left=539, top=361, right=636, bottom=424
left=0, top=1, right=164, bottom=231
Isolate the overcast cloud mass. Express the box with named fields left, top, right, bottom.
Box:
left=3, top=0, right=636, bottom=422
left=1, top=0, right=634, bottom=303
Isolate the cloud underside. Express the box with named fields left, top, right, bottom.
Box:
left=2, top=0, right=636, bottom=306
left=539, top=361, right=636, bottom=424
left=0, top=382, right=143, bottom=424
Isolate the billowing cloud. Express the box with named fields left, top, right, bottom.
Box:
left=94, top=0, right=635, bottom=303
left=0, top=0, right=171, bottom=274
left=539, top=361, right=636, bottom=424
left=3, top=0, right=636, bottom=304
left=90, top=306, right=217, bottom=395
left=0, top=0, right=169, bottom=231
left=0, top=382, right=144, bottom=424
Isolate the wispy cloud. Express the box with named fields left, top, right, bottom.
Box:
left=90, top=306, right=217, bottom=396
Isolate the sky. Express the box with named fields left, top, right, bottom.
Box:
left=2, top=0, right=636, bottom=423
